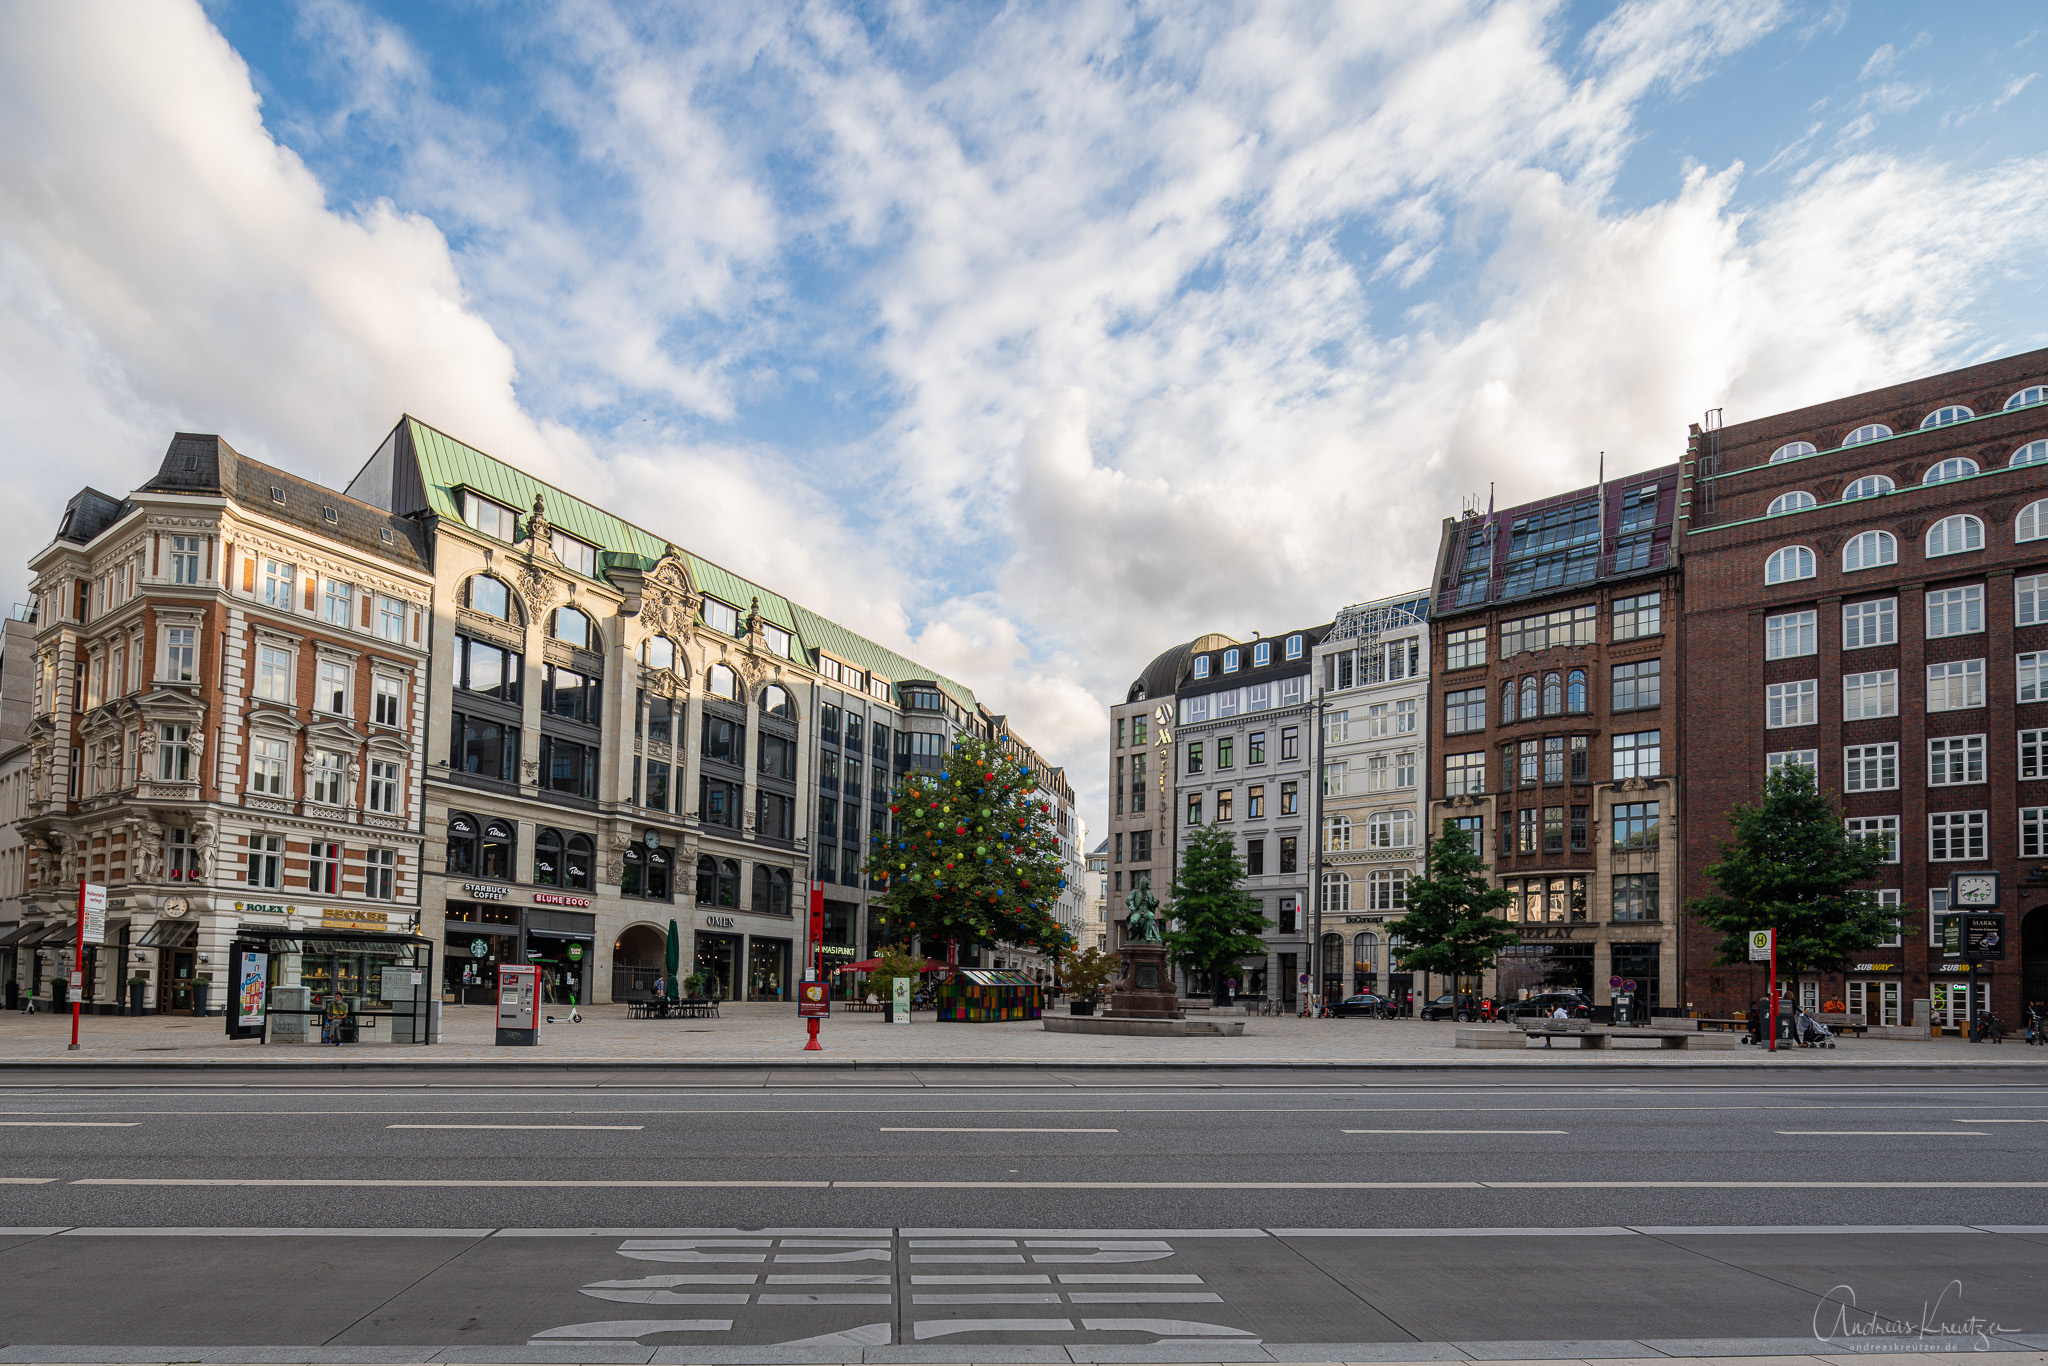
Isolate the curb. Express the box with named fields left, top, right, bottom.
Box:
left=3, top=1055, right=2047, bottom=1072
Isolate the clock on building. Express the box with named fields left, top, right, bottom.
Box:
left=1949, top=871, right=1999, bottom=908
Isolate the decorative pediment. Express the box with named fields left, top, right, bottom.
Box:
left=305, top=717, right=363, bottom=751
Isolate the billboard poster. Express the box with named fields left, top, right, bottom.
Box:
left=236, top=951, right=269, bottom=1026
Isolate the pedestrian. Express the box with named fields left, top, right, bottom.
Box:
left=653, top=973, right=666, bottom=1001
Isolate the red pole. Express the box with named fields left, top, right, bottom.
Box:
left=69, top=878, right=84, bottom=1051
left=804, top=1017, right=822, bottom=1051
left=1767, top=931, right=1777, bottom=1053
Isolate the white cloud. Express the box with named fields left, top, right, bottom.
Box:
left=5, top=0, right=2048, bottom=849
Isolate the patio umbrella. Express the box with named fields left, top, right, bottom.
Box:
left=665, top=919, right=681, bottom=992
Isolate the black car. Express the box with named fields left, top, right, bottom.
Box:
left=1418, top=993, right=1477, bottom=1021
left=1328, top=992, right=1397, bottom=1017
left=1503, top=991, right=1592, bottom=1020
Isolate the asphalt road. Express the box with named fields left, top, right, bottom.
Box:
left=2, top=1067, right=2046, bottom=1358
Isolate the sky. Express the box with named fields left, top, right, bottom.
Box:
left=3, top=0, right=2046, bottom=846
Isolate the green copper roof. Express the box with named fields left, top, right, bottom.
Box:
left=403, top=418, right=978, bottom=709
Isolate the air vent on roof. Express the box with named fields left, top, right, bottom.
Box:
left=322, top=506, right=339, bottom=523
left=269, top=486, right=286, bottom=503
left=183, top=455, right=199, bottom=472
left=379, top=528, right=393, bottom=544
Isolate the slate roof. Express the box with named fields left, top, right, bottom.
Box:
left=353, top=417, right=979, bottom=710
left=139, top=434, right=429, bottom=570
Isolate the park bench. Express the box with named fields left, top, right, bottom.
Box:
left=1455, top=1020, right=1737, bottom=1050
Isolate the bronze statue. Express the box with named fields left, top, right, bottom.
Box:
left=1124, top=878, right=1162, bottom=943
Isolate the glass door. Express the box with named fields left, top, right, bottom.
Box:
left=163, top=949, right=196, bottom=1012
left=1932, top=979, right=1976, bottom=1026
left=1848, top=980, right=1901, bottom=1027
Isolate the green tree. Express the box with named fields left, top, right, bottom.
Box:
left=1057, top=945, right=1122, bottom=1004
left=1165, top=823, right=1270, bottom=1005
left=862, top=734, right=1066, bottom=959
left=1690, top=763, right=1893, bottom=990
left=1396, top=820, right=1519, bottom=1000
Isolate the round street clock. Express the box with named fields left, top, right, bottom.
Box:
left=1953, top=873, right=1998, bottom=907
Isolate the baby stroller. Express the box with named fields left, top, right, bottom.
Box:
left=1794, top=1010, right=1836, bottom=1049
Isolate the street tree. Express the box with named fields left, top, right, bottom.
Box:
left=1165, top=822, right=1270, bottom=1005
left=1690, top=762, right=1893, bottom=997
left=1396, top=819, right=1519, bottom=1005
left=863, top=734, right=1067, bottom=961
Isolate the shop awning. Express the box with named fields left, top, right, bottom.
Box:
left=138, top=919, right=197, bottom=948
left=20, top=923, right=78, bottom=947
left=0, top=923, right=31, bottom=948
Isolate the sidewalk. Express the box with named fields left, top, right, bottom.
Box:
left=0, top=1348, right=2043, bottom=1365
left=2, top=1002, right=2039, bottom=1067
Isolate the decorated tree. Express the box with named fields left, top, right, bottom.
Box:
left=863, top=734, right=1068, bottom=960
left=1165, top=823, right=1270, bottom=1005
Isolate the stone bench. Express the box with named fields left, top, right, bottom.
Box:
left=1456, top=1024, right=1738, bottom=1051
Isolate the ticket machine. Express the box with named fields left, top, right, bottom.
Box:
left=497, top=963, right=540, bottom=1046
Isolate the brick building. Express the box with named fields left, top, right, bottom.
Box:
left=10, top=435, right=434, bottom=1012
left=1427, top=469, right=1681, bottom=1014
left=1677, top=349, right=2048, bottom=1025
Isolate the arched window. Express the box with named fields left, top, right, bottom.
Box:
left=551, top=606, right=591, bottom=649
left=1366, top=869, right=1410, bottom=911
left=640, top=635, right=677, bottom=671
left=479, top=817, right=515, bottom=880
left=2006, top=385, right=2048, bottom=411
left=1842, top=475, right=1894, bottom=500
left=1842, top=423, right=1892, bottom=447
left=1321, top=933, right=1344, bottom=986
left=695, top=855, right=718, bottom=904
left=696, top=856, right=739, bottom=907
left=2019, top=500, right=2048, bottom=544
left=1500, top=681, right=1517, bottom=725
left=1351, top=932, right=1379, bottom=977
left=1252, top=641, right=1271, bottom=667
left=1922, top=457, right=1979, bottom=485
left=625, top=843, right=673, bottom=900
left=749, top=866, right=792, bottom=916
left=1566, top=669, right=1588, bottom=713
left=1769, top=441, right=1816, bottom=463
left=1320, top=872, right=1350, bottom=914
left=534, top=827, right=564, bottom=886
left=707, top=663, right=740, bottom=700
left=1323, top=815, right=1351, bottom=851
left=1842, top=530, right=1897, bottom=571
left=761, top=684, right=794, bottom=719
left=445, top=810, right=481, bottom=875
left=1921, top=405, right=1974, bottom=428
left=1519, top=675, right=1537, bottom=719
left=1926, top=515, right=1984, bottom=557
left=1765, top=546, right=1815, bottom=584
left=464, top=574, right=518, bottom=622
left=1367, top=809, right=1415, bottom=848
left=1192, top=656, right=1210, bottom=679
left=1542, top=672, right=1562, bottom=716
left=564, top=833, right=593, bottom=890
left=1222, top=648, right=1240, bottom=673
left=2010, top=440, right=2048, bottom=468
left=1767, top=491, right=1816, bottom=516
left=752, top=865, right=772, bottom=914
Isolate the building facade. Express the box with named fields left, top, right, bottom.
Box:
left=1171, top=627, right=1327, bottom=1001
left=1427, top=470, right=1682, bottom=1014
left=1678, top=349, right=2048, bottom=1024
left=1311, top=591, right=1430, bottom=1006
left=1108, top=638, right=1226, bottom=943
left=0, top=609, right=37, bottom=1003
left=11, top=435, right=434, bottom=1013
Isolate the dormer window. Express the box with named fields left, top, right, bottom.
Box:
left=1253, top=641, right=1271, bottom=667
left=762, top=623, right=791, bottom=658
left=1223, top=649, right=1240, bottom=673
left=550, top=530, right=597, bottom=577
left=1192, top=656, right=1211, bottom=679
left=269, top=486, right=286, bottom=504
left=322, top=506, right=339, bottom=524
left=461, top=490, right=518, bottom=540
left=702, top=598, right=739, bottom=636
left=1285, top=634, right=1304, bottom=660
left=820, top=656, right=841, bottom=683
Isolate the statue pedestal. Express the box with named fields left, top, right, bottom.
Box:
left=1103, top=944, right=1183, bottom=1021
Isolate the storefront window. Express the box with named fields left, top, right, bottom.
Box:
left=748, top=938, right=790, bottom=1000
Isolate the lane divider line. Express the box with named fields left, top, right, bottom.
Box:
left=57, top=1178, right=2048, bottom=1190
left=1341, top=1128, right=1568, bottom=1134
left=0, top=1121, right=140, bottom=1127
left=879, top=1127, right=1119, bottom=1133
left=385, top=1124, right=646, bottom=1130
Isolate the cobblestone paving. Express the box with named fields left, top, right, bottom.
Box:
left=0, top=1002, right=2033, bottom=1066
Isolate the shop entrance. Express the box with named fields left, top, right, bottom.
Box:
left=748, top=937, right=790, bottom=1000
left=526, top=935, right=590, bottom=1005
left=612, top=923, right=667, bottom=1001
left=2023, top=907, right=2048, bottom=1016
left=696, top=932, right=742, bottom=1000
left=1278, top=952, right=1297, bottom=1006
left=1499, top=941, right=1595, bottom=999
left=1848, top=979, right=1901, bottom=1026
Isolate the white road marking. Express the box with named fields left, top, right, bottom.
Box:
left=581, top=1289, right=750, bottom=1305
left=912, top=1275, right=1053, bottom=1284
left=914, top=1292, right=1063, bottom=1304
left=57, top=1176, right=2048, bottom=1191
left=528, top=1318, right=731, bottom=1342
left=1067, top=1291, right=1224, bottom=1303
left=1957, top=1118, right=2048, bottom=1122
left=913, top=1317, right=1074, bottom=1339
left=0, top=1121, right=138, bottom=1127
left=0, top=1178, right=59, bottom=1185
left=1079, top=1317, right=1255, bottom=1336
left=756, top=1292, right=892, bottom=1304
left=1775, top=1130, right=1986, bottom=1136
left=387, top=1123, right=645, bottom=1130
left=880, top=1126, right=1118, bottom=1132
left=1342, top=1128, right=1567, bottom=1134
left=911, top=1253, right=1026, bottom=1263
left=71, top=1178, right=827, bottom=1187
left=1060, top=1273, right=1206, bottom=1282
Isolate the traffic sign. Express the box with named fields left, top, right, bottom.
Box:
left=1748, top=929, right=1774, bottom=961
left=1623, top=979, right=1638, bottom=993
left=1609, top=975, right=1622, bottom=989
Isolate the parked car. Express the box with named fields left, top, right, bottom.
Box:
left=1502, top=991, right=1593, bottom=1020
left=1418, top=993, right=1476, bottom=1021
left=1328, top=992, right=1398, bottom=1018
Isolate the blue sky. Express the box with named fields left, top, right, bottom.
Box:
left=4, top=0, right=2046, bottom=839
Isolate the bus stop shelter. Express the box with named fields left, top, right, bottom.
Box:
left=226, top=926, right=436, bottom=1045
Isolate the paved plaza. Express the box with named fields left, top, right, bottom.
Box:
left=0, top=1001, right=2033, bottom=1066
